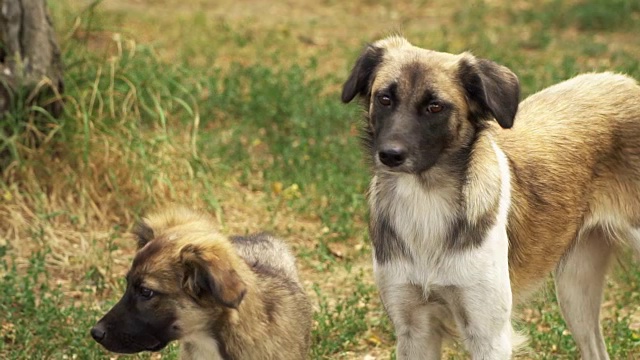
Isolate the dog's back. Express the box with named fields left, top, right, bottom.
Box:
left=230, top=233, right=302, bottom=283
left=495, top=72, right=640, bottom=296
left=229, top=233, right=312, bottom=359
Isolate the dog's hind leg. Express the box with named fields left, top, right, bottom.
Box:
left=554, top=228, right=612, bottom=360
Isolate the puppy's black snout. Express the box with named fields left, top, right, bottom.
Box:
left=91, top=325, right=106, bottom=342
left=379, top=146, right=407, bottom=167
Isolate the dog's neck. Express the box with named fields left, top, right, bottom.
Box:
left=181, top=262, right=267, bottom=360
left=220, top=273, right=271, bottom=356
left=371, top=129, right=503, bottom=255
left=398, top=128, right=502, bottom=213
left=180, top=332, right=226, bottom=360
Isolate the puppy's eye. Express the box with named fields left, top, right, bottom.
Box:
left=139, top=287, right=155, bottom=299
left=378, top=95, right=392, bottom=106
left=427, top=102, right=444, bottom=113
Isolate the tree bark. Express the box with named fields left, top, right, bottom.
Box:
left=0, top=0, right=64, bottom=117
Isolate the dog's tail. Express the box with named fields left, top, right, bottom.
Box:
left=628, top=227, right=640, bottom=258
left=511, top=328, right=530, bottom=357
left=440, top=318, right=530, bottom=356
left=598, top=221, right=640, bottom=260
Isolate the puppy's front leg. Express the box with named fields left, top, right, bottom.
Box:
left=376, top=268, right=447, bottom=360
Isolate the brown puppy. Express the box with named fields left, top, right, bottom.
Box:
left=342, top=35, right=640, bottom=360
left=91, top=207, right=312, bottom=360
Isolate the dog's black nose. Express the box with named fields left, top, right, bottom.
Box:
left=379, top=146, right=407, bottom=167
left=91, top=325, right=106, bottom=342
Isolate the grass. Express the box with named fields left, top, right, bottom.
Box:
left=1, top=249, right=104, bottom=358
left=1, top=0, right=640, bottom=358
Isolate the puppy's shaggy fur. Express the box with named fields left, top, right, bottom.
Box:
left=91, top=207, right=312, bottom=360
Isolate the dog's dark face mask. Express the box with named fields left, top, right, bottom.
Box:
left=341, top=39, right=520, bottom=175
left=90, top=228, right=247, bottom=355
left=90, top=281, right=179, bottom=354
left=91, top=235, right=180, bottom=354
left=367, top=74, right=455, bottom=174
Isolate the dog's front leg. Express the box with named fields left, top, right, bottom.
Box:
left=448, top=140, right=516, bottom=360
left=446, top=229, right=515, bottom=360
left=376, top=267, right=447, bottom=360
left=453, top=282, right=514, bottom=360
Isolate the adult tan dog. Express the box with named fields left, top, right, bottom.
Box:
left=342, top=35, right=640, bottom=360
left=90, top=207, right=312, bottom=360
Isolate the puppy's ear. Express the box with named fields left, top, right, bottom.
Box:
left=132, top=220, right=154, bottom=249
left=180, top=244, right=246, bottom=309
left=341, top=45, right=385, bottom=104
left=459, top=56, right=520, bottom=129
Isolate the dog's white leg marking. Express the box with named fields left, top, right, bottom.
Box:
left=454, top=140, right=513, bottom=360
left=376, top=265, right=446, bottom=360
left=554, top=229, right=612, bottom=360
left=455, top=280, right=513, bottom=360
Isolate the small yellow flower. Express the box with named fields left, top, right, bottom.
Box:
left=366, top=334, right=382, bottom=346
left=271, top=181, right=283, bottom=195
left=282, top=183, right=301, bottom=200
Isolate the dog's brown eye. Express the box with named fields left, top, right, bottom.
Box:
left=378, top=95, right=392, bottom=106
left=139, top=287, right=155, bottom=299
left=427, top=103, right=444, bottom=113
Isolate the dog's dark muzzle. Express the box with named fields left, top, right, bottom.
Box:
left=375, top=135, right=444, bottom=174
left=91, top=316, right=168, bottom=354
left=90, top=295, right=174, bottom=354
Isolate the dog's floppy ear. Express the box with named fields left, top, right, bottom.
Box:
left=180, top=244, right=246, bottom=308
left=341, top=45, right=385, bottom=103
left=132, top=220, right=154, bottom=249
left=459, top=56, right=520, bottom=129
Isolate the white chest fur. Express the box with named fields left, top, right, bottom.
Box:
left=373, top=139, right=512, bottom=289
left=390, top=175, right=459, bottom=254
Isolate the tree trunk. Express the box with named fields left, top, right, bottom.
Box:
left=0, top=0, right=64, bottom=117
